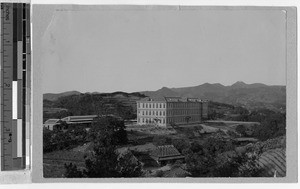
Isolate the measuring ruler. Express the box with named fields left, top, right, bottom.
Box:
left=0, top=3, right=30, bottom=171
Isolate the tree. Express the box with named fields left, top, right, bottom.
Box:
left=252, top=112, right=286, bottom=141
left=88, top=116, right=128, bottom=145
left=84, top=140, right=120, bottom=177
left=236, top=125, right=247, bottom=136
left=43, top=128, right=54, bottom=153
left=66, top=116, right=142, bottom=178
left=172, top=139, right=190, bottom=154
left=116, top=151, right=142, bottom=177
left=184, top=142, right=216, bottom=177
left=213, top=149, right=263, bottom=177
left=64, top=163, right=84, bottom=178
left=152, top=136, right=167, bottom=146
left=184, top=136, right=263, bottom=177
left=203, top=136, right=235, bottom=155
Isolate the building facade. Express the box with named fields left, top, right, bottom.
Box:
left=137, top=97, right=208, bottom=127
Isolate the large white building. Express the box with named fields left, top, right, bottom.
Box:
left=136, top=97, right=208, bottom=127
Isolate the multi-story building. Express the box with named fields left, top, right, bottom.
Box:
left=136, top=97, right=208, bottom=127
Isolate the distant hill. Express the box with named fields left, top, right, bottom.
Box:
left=141, top=87, right=181, bottom=100
left=43, top=82, right=286, bottom=112
left=43, top=91, right=147, bottom=121
left=140, top=82, right=286, bottom=111
left=43, top=91, right=82, bottom=101
left=44, top=91, right=147, bottom=102
left=43, top=91, right=147, bottom=113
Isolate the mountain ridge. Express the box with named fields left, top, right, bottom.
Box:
left=141, top=82, right=286, bottom=111
left=43, top=82, right=286, bottom=111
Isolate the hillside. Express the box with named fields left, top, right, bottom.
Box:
left=43, top=82, right=286, bottom=112
left=43, top=91, right=82, bottom=101
left=43, top=91, right=147, bottom=121
left=44, top=91, right=146, bottom=102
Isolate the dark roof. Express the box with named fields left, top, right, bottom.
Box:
left=137, top=97, right=166, bottom=102
left=165, top=97, right=203, bottom=102
left=137, top=96, right=204, bottom=103
left=150, top=145, right=182, bottom=158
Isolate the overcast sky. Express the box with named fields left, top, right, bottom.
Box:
left=34, top=6, right=286, bottom=93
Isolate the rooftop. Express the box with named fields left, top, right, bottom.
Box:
left=61, top=115, right=98, bottom=122
left=44, top=119, right=61, bottom=124
left=138, top=96, right=206, bottom=102
left=150, top=145, right=182, bottom=158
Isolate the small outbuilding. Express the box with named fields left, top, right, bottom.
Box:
left=150, top=145, right=185, bottom=166
left=43, top=119, right=63, bottom=130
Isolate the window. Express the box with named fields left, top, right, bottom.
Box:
left=150, top=103, right=152, bottom=108
left=146, top=103, right=148, bottom=108
left=149, top=111, right=151, bottom=115
left=142, top=111, right=144, bottom=115
left=160, top=111, right=162, bottom=116
left=156, top=111, right=158, bottom=116
left=160, top=104, right=162, bottom=108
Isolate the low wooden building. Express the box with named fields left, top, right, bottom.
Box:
left=150, top=145, right=185, bottom=166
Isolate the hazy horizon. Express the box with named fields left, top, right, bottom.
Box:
left=43, top=81, right=286, bottom=94
left=34, top=6, right=286, bottom=94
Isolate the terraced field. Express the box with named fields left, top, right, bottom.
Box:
left=258, top=148, right=286, bottom=177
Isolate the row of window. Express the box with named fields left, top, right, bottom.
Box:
left=138, top=102, right=202, bottom=109
left=138, top=109, right=201, bottom=116
left=138, top=110, right=165, bottom=116
left=138, top=116, right=201, bottom=125
left=169, top=102, right=201, bottom=108
left=169, top=109, right=200, bottom=115
left=138, top=102, right=166, bottom=109
left=167, top=116, right=200, bottom=123
left=139, top=118, right=166, bottom=124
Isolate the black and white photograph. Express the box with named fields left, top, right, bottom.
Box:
left=33, top=4, right=290, bottom=179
